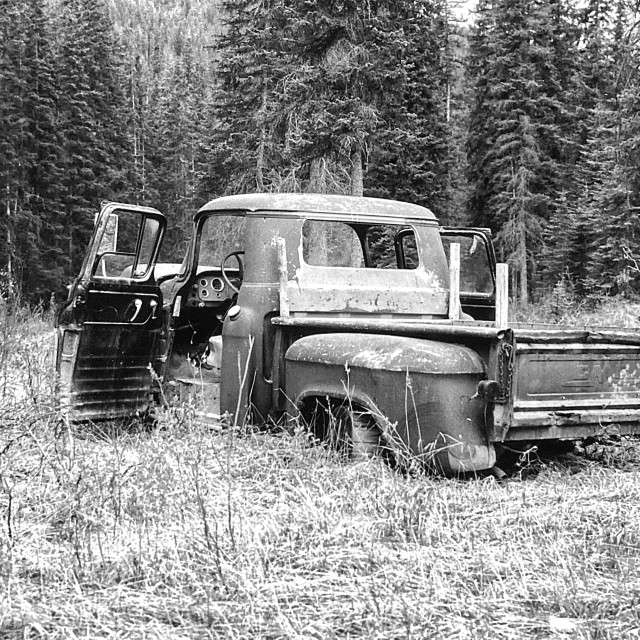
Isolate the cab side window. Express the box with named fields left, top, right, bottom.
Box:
left=301, top=220, right=418, bottom=269
left=302, top=220, right=364, bottom=267
left=364, top=225, right=419, bottom=269
left=441, top=234, right=494, bottom=294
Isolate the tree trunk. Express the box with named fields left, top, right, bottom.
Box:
left=306, top=157, right=327, bottom=264
left=308, top=156, right=325, bottom=193
left=349, top=147, right=364, bottom=266
left=350, top=146, right=364, bottom=197
left=5, top=193, right=13, bottom=290
left=256, top=84, right=267, bottom=191
left=518, top=219, right=528, bottom=305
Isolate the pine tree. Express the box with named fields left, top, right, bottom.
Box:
left=537, top=0, right=588, bottom=292
left=56, top=0, right=132, bottom=277
left=0, top=0, right=29, bottom=293
left=149, top=46, right=208, bottom=260
left=209, top=0, right=290, bottom=195
left=565, top=0, right=640, bottom=297
left=211, top=0, right=453, bottom=204
left=583, top=41, right=640, bottom=296
left=16, top=0, right=67, bottom=300
left=364, top=0, right=451, bottom=216
left=0, top=0, right=67, bottom=301
left=467, top=0, right=567, bottom=302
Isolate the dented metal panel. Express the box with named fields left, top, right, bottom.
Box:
left=514, top=342, right=640, bottom=407
left=509, top=338, right=640, bottom=434
left=285, top=332, right=490, bottom=474
left=512, top=325, right=640, bottom=345
left=56, top=203, right=166, bottom=422
left=272, top=315, right=510, bottom=341
left=284, top=222, right=450, bottom=316
left=286, top=333, right=486, bottom=374
left=58, top=320, right=162, bottom=421
left=287, top=265, right=449, bottom=315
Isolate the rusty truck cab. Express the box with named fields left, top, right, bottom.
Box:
left=185, top=194, right=452, bottom=423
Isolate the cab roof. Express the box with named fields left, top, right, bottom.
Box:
left=197, top=193, right=438, bottom=225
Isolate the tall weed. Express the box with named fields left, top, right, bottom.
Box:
left=513, top=288, right=640, bottom=328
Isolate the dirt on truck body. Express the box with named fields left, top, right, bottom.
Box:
left=56, top=194, right=640, bottom=474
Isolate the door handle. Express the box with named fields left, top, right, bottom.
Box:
left=129, top=298, right=142, bottom=322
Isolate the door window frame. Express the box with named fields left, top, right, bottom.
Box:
left=80, top=203, right=167, bottom=286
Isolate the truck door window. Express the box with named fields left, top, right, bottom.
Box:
left=441, top=234, right=494, bottom=294
left=365, top=225, right=418, bottom=269
left=302, top=220, right=364, bottom=267
left=93, top=211, right=161, bottom=280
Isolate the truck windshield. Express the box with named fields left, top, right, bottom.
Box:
left=197, top=214, right=246, bottom=267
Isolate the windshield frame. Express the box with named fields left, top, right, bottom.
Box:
left=188, top=210, right=248, bottom=277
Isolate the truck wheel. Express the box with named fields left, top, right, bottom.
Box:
left=350, top=410, right=383, bottom=459
left=300, top=397, right=383, bottom=459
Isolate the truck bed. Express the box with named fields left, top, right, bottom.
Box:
left=273, top=315, right=640, bottom=442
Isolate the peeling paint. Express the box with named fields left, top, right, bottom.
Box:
left=512, top=339, right=640, bottom=432
left=286, top=333, right=486, bottom=375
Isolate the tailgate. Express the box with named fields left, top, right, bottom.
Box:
left=507, top=326, right=640, bottom=437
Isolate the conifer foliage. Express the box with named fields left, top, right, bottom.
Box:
left=0, top=0, right=65, bottom=298
left=212, top=0, right=452, bottom=205
left=3, top=0, right=640, bottom=304
left=467, top=0, right=566, bottom=303
left=468, top=0, right=640, bottom=300
left=56, top=0, right=132, bottom=276
left=0, top=0, right=131, bottom=300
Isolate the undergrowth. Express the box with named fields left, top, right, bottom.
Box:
left=511, top=283, right=640, bottom=328
left=1, top=304, right=640, bottom=638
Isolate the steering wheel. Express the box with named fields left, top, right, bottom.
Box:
left=220, top=250, right=245, bottom=294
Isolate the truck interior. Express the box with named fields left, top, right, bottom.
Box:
left=160, top=214, right=246, bottom=392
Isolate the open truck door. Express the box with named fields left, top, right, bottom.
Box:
left=56, top=203, right=167, bottom=421
left=440, top=228, right=497, bottom=321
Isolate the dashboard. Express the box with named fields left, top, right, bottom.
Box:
left=185, top=270, right=239, bottom=307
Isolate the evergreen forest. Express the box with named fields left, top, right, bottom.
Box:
left=2, top=0, right=640, bottom=306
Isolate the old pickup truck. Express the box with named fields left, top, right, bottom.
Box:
left=55, top=194, right=640, bottom=474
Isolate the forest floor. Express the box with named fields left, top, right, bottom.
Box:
left=1, top=299, right=640, bottom=639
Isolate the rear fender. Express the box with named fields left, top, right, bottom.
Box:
left=285, top=333, right=496, bottom=473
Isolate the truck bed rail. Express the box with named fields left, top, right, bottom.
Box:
left=272, top=315, right=510, bottom=341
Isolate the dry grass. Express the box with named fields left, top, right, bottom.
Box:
left=512, top=289, right=640, bottom=328
left=1, top=305, right=640, bottom=638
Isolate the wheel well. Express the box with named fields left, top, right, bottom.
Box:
left=297, top=395, right=385, bottom=459
left=298, top=394, right=373, bottom=430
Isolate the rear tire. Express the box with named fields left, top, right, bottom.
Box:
left=350, top=410, right=383, bottom=459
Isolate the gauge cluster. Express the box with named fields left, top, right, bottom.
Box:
left=186, top=273, right=230, bottom=307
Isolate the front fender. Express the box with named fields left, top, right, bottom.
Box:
left=285, top=333, right=494, bottom=472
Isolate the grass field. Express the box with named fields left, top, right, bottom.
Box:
left=1, top=300, right=640, bottom=638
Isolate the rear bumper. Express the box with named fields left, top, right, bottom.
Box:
left=502, top=407, right=640, bottom=441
